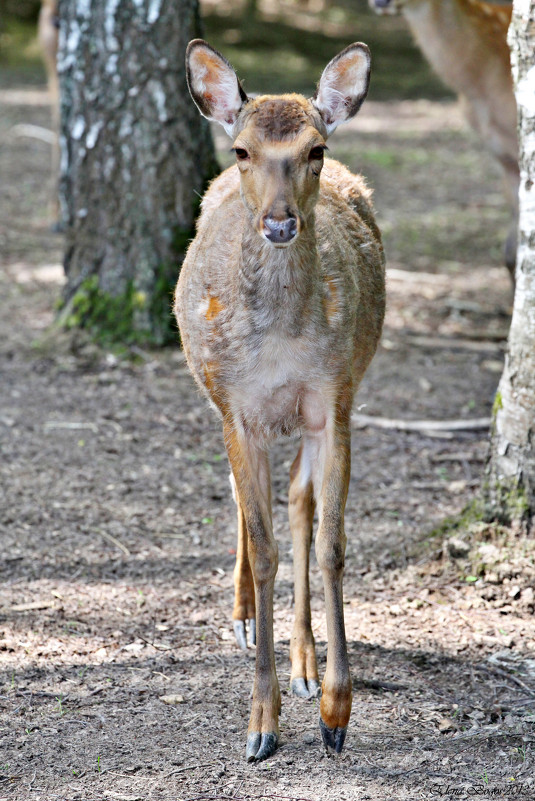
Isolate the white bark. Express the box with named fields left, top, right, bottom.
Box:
left=487, top=0, right=535, bottom=522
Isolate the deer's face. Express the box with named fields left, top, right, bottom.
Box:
left=231, top=97, right=327, bottom=246
left=186, top=39, right=371, bottom=246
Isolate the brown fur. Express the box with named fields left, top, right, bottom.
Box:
left=240, top=95, right=322, bottom=141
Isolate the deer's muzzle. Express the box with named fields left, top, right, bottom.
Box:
left=262, top=215, right=298, bottom=245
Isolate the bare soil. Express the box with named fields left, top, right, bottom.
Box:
left=1, top=88, right=534, bottom=801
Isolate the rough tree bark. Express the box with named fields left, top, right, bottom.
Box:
left=486, top=0, right=535, bottom=525
left=58, top=0, right=218, bottom=345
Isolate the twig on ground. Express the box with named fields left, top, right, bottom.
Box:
left=151, top=670, right=171, bottom=681
left=352, top=413, right=490, bottom=434
left=94, top=528, right=131, bottom=556
left=404, top=334, right=505, bottom=353
left=7, top=600, right=57, bottom=612
left=44, top=420, right=99, bottom=432
left=15, top=691, right=70, bottom=700
left=178, top=795, right=319, bottom=801
left=476, top=663, right=535, bottom=698
left=107, top=771, right=156, bottom=781
left=452, top=728, right=534, bottom=743
left=8, top=123, right=56, bottom=143
left=183, top=713, right=202, bottom=729
left=137, top=634, right=171, bottom=651
left=165, top=762, right=219, bottom=777
left=357, top=678, right=409, bottom=692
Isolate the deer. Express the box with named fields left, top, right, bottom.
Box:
left=370, top=0, right=519, bottom=282
left=37, top=0, right=61, bottom=228
left=175, top=40, right=385, bottom=762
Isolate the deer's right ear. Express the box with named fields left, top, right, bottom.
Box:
left=186, top=40, right=248, bottom=136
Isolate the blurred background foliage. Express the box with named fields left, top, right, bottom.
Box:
left=0, top=0, right=450, bottom=99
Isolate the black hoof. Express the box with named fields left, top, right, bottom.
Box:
left=233, top=618, right=256, bottom=650
left=290, top=678, right=321, bottom=699
left=246, top=731, right=278, bottom=762
left=319, top=717, right=347, bottom=754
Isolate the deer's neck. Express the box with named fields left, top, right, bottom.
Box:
left=238, top=222, right=320, bottom=333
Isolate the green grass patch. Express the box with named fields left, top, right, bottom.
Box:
left=58, top=269, right=178, bottom=349
left=427, top=500, right=483, bottom=542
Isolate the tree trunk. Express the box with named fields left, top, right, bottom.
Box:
left=485, top=0, right=535, bottom=525
left=57, top=0, right=218, bottom=345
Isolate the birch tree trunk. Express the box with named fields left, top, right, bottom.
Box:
left=57, top=0, right=218, bottom=345
left=486, top=0, right=535, bottom=525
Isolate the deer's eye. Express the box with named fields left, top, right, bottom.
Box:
left=234, top=148, right=249, bottom=161
left=309, top=146, right=325, bottom=161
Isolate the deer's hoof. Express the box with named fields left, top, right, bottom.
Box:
left=233, top=618, right=256, bottom=650
left=246, top=731, right=278, bottom=762
left=290, top=677, right=321, bottom=699
left=319, top=717, right=347, bottom=754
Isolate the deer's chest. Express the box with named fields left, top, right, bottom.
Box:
left=201, top=320, right=334, bottom=437
left=236, top=331, right=327, bottom=435
left=188, top=275, right=349, bottom=437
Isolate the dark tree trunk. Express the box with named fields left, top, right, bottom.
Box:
left=485, top=0, right=535, bottom=526
left=57, top=0, right=218, bottom=345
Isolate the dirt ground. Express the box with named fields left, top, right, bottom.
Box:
left=1, top=85, right=534, bottom=801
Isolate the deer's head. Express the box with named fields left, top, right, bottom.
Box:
left=186, top=40, right=371, bottom=248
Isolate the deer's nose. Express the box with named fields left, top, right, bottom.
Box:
left=262, top=215, right=298, bottom=244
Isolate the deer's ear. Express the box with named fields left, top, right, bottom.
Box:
left=313, top=43, right=371, bottom=135
left=186, top=39, right=248, bottom=136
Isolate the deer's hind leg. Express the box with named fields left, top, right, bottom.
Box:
left=231, top=477, right=256, bottom=649
left=288, top=442, right=320, bottom=699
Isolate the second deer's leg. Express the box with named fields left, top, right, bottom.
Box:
left=232, top=488, right=256, bottom=649
left=288, top=443, right=320, bottom=699
left=224, top=421, right=280, bottom=763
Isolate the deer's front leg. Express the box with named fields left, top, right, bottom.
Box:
left=224, top=421, right=280, bottom=763
left=302, top=389, right=353, bottom=753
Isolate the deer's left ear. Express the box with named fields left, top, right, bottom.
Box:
left=313, top=43, right=371, bottom=135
